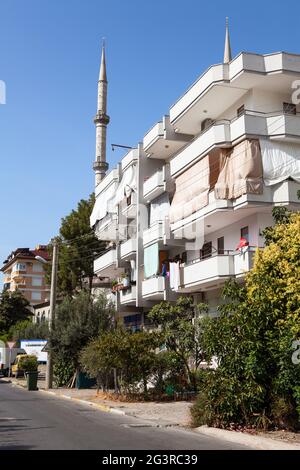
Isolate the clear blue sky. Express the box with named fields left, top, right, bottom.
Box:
left=1, top=0, right=300, bottom=273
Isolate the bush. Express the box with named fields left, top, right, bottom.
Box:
left=19, top=355, right=38, bottom=372
left=53, top=357, right=75, bottom=387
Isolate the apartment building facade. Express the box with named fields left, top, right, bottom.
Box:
left=91, top=29, right=300, bottom=329
left=1, top=246, right=50, bottom=307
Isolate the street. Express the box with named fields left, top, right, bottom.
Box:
left=0, top=379, right=249, bottom=450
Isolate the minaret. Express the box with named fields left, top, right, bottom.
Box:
left=93, top=42, right=110, bottom=186
left=223, top=17, right=232, bottom=64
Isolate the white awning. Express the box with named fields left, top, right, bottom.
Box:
left=90, top=180, right=118, bottom=227
left=260, top=139, right=300, bottom=185
left=114, top=165, right=137, bottom=205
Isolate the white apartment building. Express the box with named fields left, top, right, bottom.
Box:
left=91, top=24, right=300, bottom=329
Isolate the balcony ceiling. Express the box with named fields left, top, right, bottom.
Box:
left=172, top=71, right=298, bottom=136
left=145, top=137, right=188, bottom=159
left=173, top=84, right=248, bottom=135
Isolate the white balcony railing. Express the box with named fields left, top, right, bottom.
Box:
left=120, top=238, right=137, bottom=259
left=143, top=170, right=164, bottom=201
left=143, top=222, right=165, bottom=247
left=170, top=111, right=300, bottom=177
left=181, top=253, right=235, bottom=289
left=234, top=249, right=256, bottom=276
left=143, top=122, right=164, bottom=151
left=120, top=285, right=137, bottom=304
left=170, top=120, right=231, bottom=176
left=142, top=276, right=165, bottom=299
left=94, top=249, right=116, bottom=275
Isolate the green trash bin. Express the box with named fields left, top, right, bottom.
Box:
left=26, top=371, right=38, bottom=391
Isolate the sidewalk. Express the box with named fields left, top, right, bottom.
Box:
left=3, top=375, right=300, bottom=449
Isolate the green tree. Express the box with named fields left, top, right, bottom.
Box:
left=50, top=290, right=114, bottom=385
left=148, top=296, right=207, bottom=391
left=8, top=319, right=49, bottom=343
left=80, top=328, right=161, bottom=396
left=47, top=194, right=106, bottom=296
left=192, top=211, right=300, bottom=430
left=0, top=290, right=32, bottom=333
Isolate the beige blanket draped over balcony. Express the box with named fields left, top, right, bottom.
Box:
left=169, top=156, right=210, bottom=224
left=214, top=139, right=263, bottom=199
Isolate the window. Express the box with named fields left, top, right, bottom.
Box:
left=33, top=262, right=44, bottom=272
left=32, top=277, right=42, bottom=287
left=200, top=242, right=212, bottom=260
left=12, top=263, right=26, bottom=272
left=237, top=105, right=245, bottom=117
left=283, top=102, right=296, bottom=115
left=241, top=226, right=249, bottom=242
left=217, top=237, right=224, bottom=255
left=31, top=291, right=42, bottom=301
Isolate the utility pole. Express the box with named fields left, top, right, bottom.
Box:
left=45, top=240, right=59, bottom=390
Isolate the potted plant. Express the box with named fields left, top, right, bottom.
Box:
left=111, top=279, right=118, bottom=293
left=19, top=355, right=39, bottom=391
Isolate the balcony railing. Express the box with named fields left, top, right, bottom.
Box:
left=94, top=248, right=117, bottom=275
left=143, top=170, right=164, bottom=201
left=120, top=238, right=137, bottom=259
left=170, top=110, right=300, bottom=177
left=120, top=285, right=137, bottom=304
left=143, top=222, right=165, bottom=247
left=179, top=247, right=257, bottom=290
left=142, top=276, right=165, bottom=299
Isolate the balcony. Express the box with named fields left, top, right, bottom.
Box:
left=121, top=148, right=139, bottom=171
left=120, top=285, right=137, bottom=305
left=143, top=116, right=192, bottom=159
left=234, top=248, right=256, bottom=276
left=170, top=120, right=231, bottom=176
left=94, top=249, right=120, bottom=277
left=120, top=238, right=137, bottom=260
left=143, top=222, right=165, bottom=247
left=142, top=276, right=165, bottom=300
left=170, top=52, right=300, bottom=135
left=143, top=121, right=164, bottom=151
left=180, top=252, right=235, bottom=291
left=143, top=170, right=164, bottom=202
left=170, top=111, right=300, bottom=177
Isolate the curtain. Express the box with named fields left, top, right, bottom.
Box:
left=260, top=139, right=300, bottom=185
left=144, top=243, right=159, bottom=279
left=150, top=193, right=170, bottom=225
left=214, top=139, right=263, bottom=199
left=169, top=156, right=210, bottom=224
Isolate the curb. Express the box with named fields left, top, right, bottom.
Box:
left=196, top=425, right=300, bottom=450
left=38, top=389, right=126, bottom=416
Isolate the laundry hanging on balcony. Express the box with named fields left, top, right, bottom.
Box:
left=214, top=139, right=263, bottom=199
left=90, top=180, right=118, bottom=227
left=169, top=261, right=180, bottom=290
left=169, top=156, right=210, bottom=224
left=259, top=139, right=300, bottom=185
left=144, top=243, right=159, bottom=279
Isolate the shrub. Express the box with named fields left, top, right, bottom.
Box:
left=53, top=357, right=75, bottom=387
left=19, top=355, right=38, bottom=372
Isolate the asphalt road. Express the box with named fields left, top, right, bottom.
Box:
left=0, top=379, right=249, bottom=450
